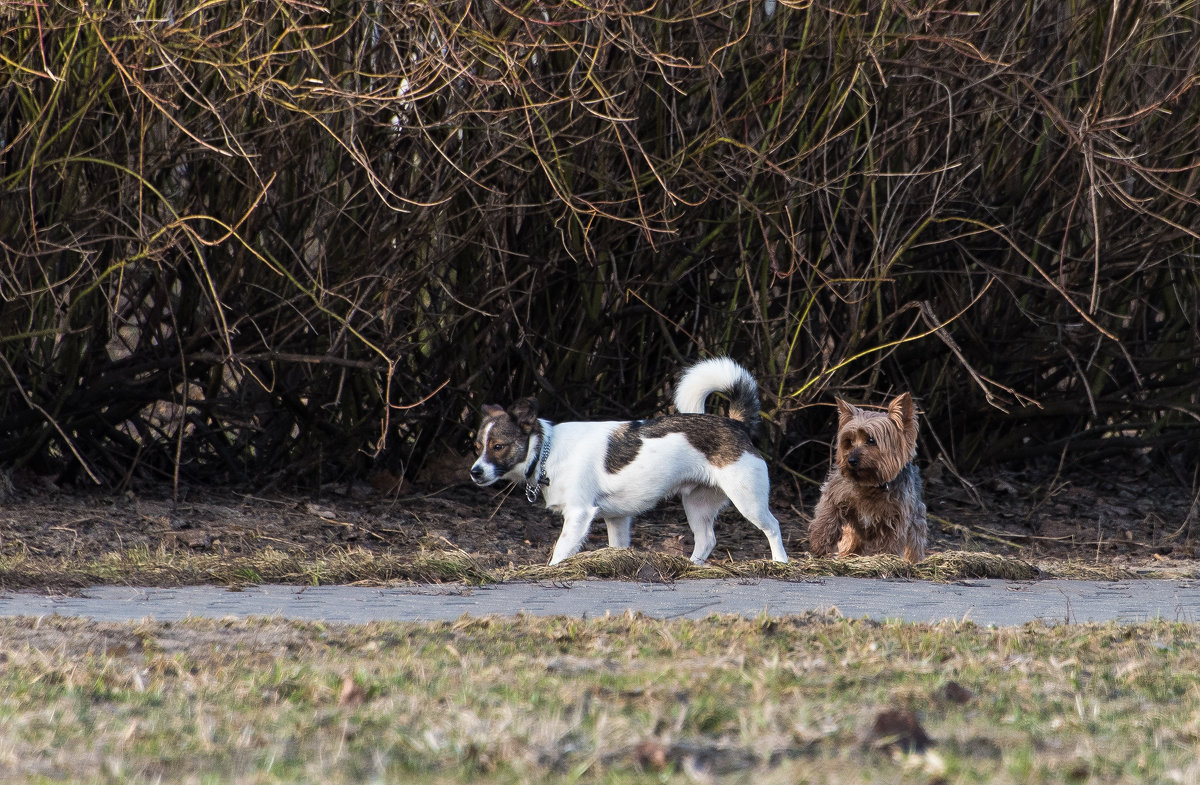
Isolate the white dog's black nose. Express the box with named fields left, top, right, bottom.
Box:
left=470, top=465, right=486, bottom=482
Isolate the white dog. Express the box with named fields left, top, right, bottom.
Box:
left=470, top=358, right=789, bottom=565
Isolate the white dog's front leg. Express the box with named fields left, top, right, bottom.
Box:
left=604, top=516, right=632, bottom=548
left=549, top=507, right=598, bottom=565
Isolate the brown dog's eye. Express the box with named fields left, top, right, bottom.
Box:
left=866, top=435, right=876, bottom=446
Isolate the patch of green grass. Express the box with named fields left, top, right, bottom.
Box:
left=0, top=614, right=1197, bottom=783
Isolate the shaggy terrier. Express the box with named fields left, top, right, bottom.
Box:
left=808, top=393, right=927, bottom=563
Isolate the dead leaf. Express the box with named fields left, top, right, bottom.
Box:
left=864, top=707, right=932, bottom=753
left=634, top=740, right=669, bottom=770
left=938, top=680, right=975, bottom=705
left=338, top=675, right=366, bottom=707
left=369, top=469, right=410, bottom=495
left=168, top=530, right=213, bottom=549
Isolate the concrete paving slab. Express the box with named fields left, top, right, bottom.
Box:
left=2, top=577, right=1199, bottom=625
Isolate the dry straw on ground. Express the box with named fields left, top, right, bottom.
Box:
left=0, top=546, right=1138, bottom=589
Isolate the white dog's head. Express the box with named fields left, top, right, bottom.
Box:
left=469, top=397, right=539, bottom=486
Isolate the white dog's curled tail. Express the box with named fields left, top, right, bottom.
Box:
left=674, top=357, right=761, bottom=434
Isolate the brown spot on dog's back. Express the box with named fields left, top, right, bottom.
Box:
left=603, top=415, right=754, bottom=474
left=604, top=422, right=642, bottom=474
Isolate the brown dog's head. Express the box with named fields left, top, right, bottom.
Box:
left=833, top=392, right=918, bottom=486
left=469, top=397, right=539, bottom=486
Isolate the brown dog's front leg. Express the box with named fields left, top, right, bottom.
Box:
left=836, top=523, right=862, bottom=558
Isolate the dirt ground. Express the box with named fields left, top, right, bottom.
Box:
left=1, top=454, right=1197, bottom=578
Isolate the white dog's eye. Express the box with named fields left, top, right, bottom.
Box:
left=492, top=442, right=508, bottom=451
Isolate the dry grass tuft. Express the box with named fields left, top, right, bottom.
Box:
left=0, top=546, right=1146, bottom=590
left=915, top=551, right=1040, bottom=581
left=509, top=549, right=1047, bottom=582
left=510, top=550, right=695, bottom=582
left=1033, top=560, right=1136, bottom=581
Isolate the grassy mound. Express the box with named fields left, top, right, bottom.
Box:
left=1, top=546, right=1152, bottom=590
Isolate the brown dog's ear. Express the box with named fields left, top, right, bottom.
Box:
left=835, top=398, right=860, bottom=430
left=887, top=392, right=918, bottom=453
left=508, top=397, right=539, bottom=434
left=481, top=404, right=505, bottom=419
left=887, top=392, right=914, bottom=426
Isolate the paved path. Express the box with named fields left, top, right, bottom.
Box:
left=2, top=577, right=1199, bottom=625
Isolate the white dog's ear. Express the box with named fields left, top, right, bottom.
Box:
left=508, top=397, right=539, bottom=433
left=481, top=404, right=505, bottom=418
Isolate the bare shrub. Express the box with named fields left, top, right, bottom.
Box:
left=1, top=0, right=1197, bottom=491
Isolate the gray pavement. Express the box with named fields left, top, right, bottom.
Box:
left=2, top=577, right=1199, bottom=625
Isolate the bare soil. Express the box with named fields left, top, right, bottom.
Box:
left=1, top=456, right=1197, bottom=580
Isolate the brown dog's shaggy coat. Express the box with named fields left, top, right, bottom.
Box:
left=808, top=393, right=928, bottom=563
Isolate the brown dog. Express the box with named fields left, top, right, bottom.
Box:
left=808, top=393, right=927, bottom=563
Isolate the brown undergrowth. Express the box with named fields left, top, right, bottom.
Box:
left=2, top=1, right=1199, bottom=494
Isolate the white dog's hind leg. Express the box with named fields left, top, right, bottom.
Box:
left=741, top=506, right=788, bottom=563
left=549, top=507, right=598, bottom=565
left=681, top=486, right=728, bottom=563
left=721, top=461, right=789, bottom=563
left=604, top=516, right=632, bottom=548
